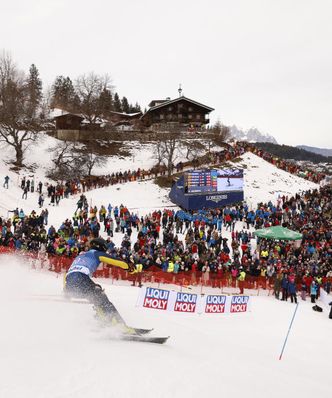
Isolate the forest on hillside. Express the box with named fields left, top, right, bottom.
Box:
left=255, top=142, right=332, bottom=164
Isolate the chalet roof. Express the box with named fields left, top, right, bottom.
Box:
left=142, top=96, right=214, bottom=119
left=148, top=99, right=169, bottom=107
left=53, top=113, right=84, bottom=121
left=110, top=111, right=142, bottom=118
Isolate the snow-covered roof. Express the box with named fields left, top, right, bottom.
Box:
left=142, top=96, right=214, bottom=118
left=110, top=111, right=142, bottom=117
left=49, top=108, right=71, bottom=118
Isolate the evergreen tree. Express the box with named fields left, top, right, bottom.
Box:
left=98, top=88, right=113, bottom=118
left=132, top=102, right=142, bottom=112
left=51, top=76, right=77, bottom=111
left=121, top=96, right=130, bottom=113
left=113, top=92, right=122, bottom=112
left=26, top=64, right=42, bottom=118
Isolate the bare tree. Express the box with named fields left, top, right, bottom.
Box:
left=0, top=53, right=42, bottom=167
left=75, top=72, right=113, bottom=125
left=154, top=123, right=183, bottom=176
left=80, top=145, right=108, bottom=176
left=48, top=141, right=108, bottom=180
left=180, top=139, right=205, bottom=162
left=48, top=141, right=86, bottom=180
left=205, top=120, right=230, bottom=155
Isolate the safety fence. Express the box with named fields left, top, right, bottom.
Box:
left=2, top=247, right=330, bottom=294
left=0, top=246, right=275, bottom=294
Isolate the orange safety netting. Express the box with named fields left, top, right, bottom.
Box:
left=10, top=248, right=330, bottom=292
left=0, top=246, right=276, bottom=292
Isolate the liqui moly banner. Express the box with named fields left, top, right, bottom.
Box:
left=137, top=288, right=252, bottom=315
left=136, top=287, right=170, bottom=310
left=229, top=295, right=251, bottom=313
left=201, top=295, right=227, bottom=313
left=173, top=292, right=198, bottom=313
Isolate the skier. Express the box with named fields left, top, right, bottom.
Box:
left=64, top=237, right=135, bottom=330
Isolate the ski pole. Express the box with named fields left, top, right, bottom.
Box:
left=279, top=302, right=299, bottom=360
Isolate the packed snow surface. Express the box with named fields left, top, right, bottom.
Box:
left=0, top=135, right=327, bottom=397
left=0, top=258, right=331, bottom=398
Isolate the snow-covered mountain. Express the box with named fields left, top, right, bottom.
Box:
left=230, top=125, right=278, bottom=144
left=297, top=145, right=332, bottom=158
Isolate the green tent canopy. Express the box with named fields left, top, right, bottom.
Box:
left=254, top=226, right=302, bottom=241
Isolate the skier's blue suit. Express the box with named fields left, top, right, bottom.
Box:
left=67, top=250, right=129, bottom=277
left=65, top=250, right=130, bottom=320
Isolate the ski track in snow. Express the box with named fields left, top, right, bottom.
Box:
left=0, top=258, right=331, bottom=398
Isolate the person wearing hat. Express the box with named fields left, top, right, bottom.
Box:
left=65, top=237, right=135, bottom=328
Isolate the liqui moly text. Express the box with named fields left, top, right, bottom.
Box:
left=230, top=295, right=249, bottom=313
left=205, top=295, right=227, bottom=313
left=143, top=288, right=169, bottom=310
left=174, top=293, right=197, bottom=312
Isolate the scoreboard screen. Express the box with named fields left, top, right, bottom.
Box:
left=185, top=169, right=243, bottom=194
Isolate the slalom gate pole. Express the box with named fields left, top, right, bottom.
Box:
left=279, top=303, right=299, bottom=360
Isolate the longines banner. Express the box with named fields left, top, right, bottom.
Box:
left=136, top=287, right=252, bottom=314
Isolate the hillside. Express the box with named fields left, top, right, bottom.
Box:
left=297, top=145, right=332, bottom=158
left=254, top=142, right=332, bottom=163
left=0, top=134, right=330, bottom=398
left=0, top=133, right=319, bottom=225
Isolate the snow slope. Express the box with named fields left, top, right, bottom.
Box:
left=0, top=257, right=331, bottom=398
left=0, top=136, right=329, bottom=398
left=0, top=140, right=319, bottom=220
left=236, top=152, right=318, bottom=208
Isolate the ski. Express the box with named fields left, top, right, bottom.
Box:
left=120, top=335, right=170, bottom=344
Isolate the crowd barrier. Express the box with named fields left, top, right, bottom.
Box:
left=0, top=246, right=275, bottom=293
left=2, top=247, right=330, bottom=295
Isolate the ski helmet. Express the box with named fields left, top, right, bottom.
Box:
left=90, top=238, right=108, bottom=252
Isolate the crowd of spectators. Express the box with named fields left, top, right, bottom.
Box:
left=0, top=140, right=330, bottom=298
left=1, top=182, right=331, bottom=297
left=10, top=140, right=325, bottom=203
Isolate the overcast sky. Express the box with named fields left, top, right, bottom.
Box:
left=2, top=0, right=331, bottom=147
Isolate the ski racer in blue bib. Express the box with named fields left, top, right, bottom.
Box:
left=65, top=237, right=135, bottom=326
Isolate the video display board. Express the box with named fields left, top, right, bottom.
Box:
left=185, top=169, right=243, bottom=194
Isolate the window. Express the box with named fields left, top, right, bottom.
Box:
left=188, top=114, right=192, bottom=119
left=196, top=114, right=201, bottom=120
left=188, top=107, right=193, bottom=111
left=168, top=106, right=172, bottom=111
left=160, top=114, right=164, bottom=120
left=178, top=114, right=182, bottom=119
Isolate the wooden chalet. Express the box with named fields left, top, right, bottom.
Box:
left=54, top=113, right=83, bottom=130
left=141, top=96, right=214, bottom=130
left=53, top=111, right=104, bottom=140
left=109, top=111, right=142, bottom=131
